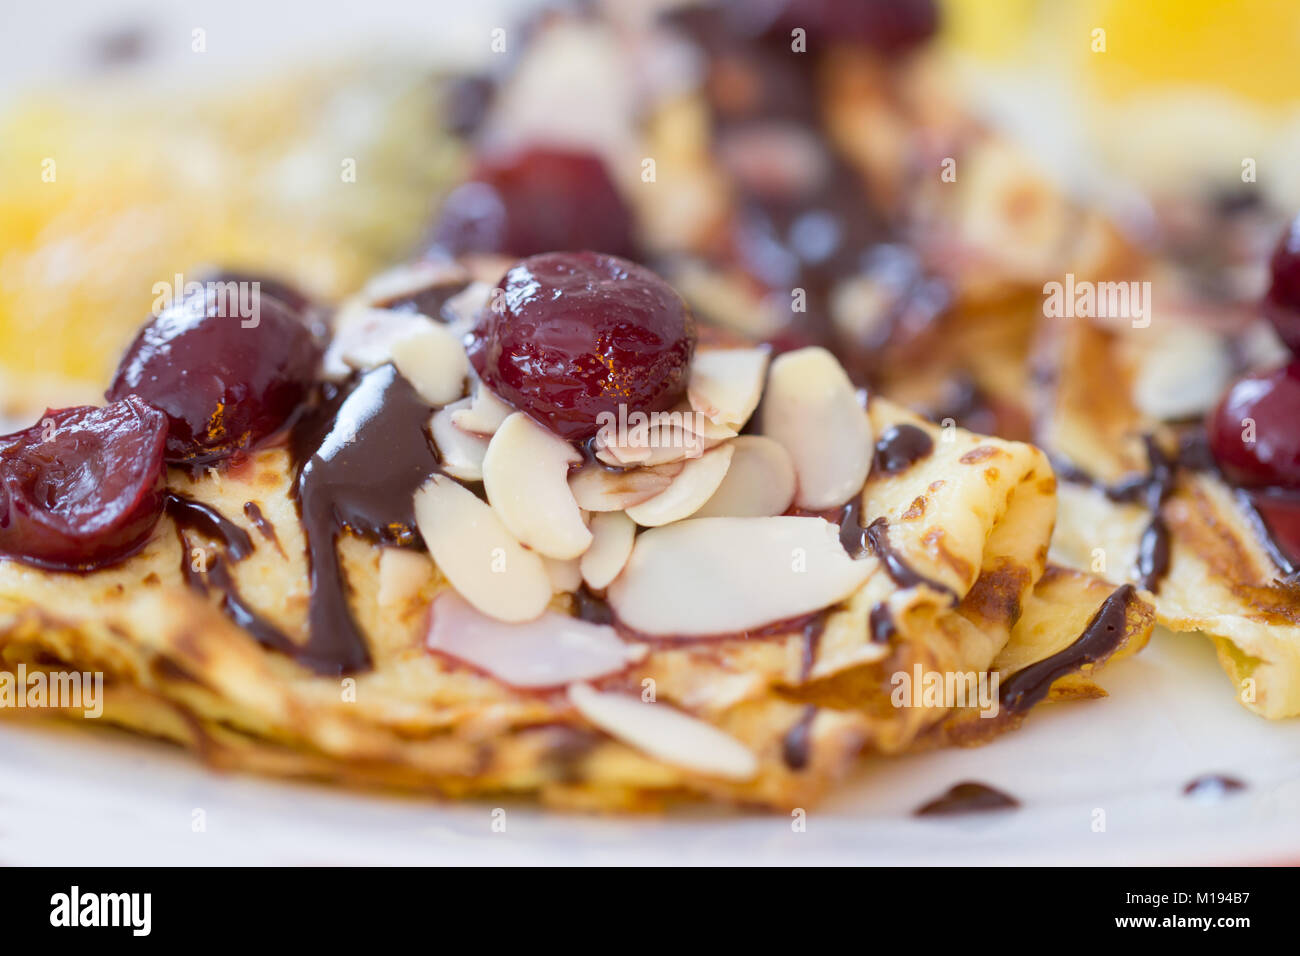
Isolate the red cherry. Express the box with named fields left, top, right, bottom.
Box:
left=107, top=278, right=323, bottom=465
left=1208, top=361, right=1300, bottom=488
left=1247, top=489, right=1300, bottom=569
left=0, top=398, right=168, bottom=571
left=475, top=252, right=696, bottom=441
left=430, top=147, right=637, bottom=260
left=1265, top=214, right=1300, bottom=354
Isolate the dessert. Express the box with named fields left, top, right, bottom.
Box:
left=0, top=249, right=1150, bottom=809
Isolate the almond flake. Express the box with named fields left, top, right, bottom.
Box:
left=568, top=459, right=683, bottom=512
left=390, top=321, right=470, bottom=406
left=761, top=347, right=872, bottom=510
left=482, top=412, right=592, bottom=560
left=580, top=510, right=637, bottom=590
left=607, top=516, right=876, bottom=636
left=625, top=442, right=735, bottom=527
left=694, top=435, right=795, bottom=518
left=430, top=399, right=490, bottom=482
left=428, top=592, right=644, bottom=689
left=451, top=379, right=515, bottom=436
left=413, top=475, right=551, bottom=623
left=687, top=346, right=769, bottom=429
left=567, top=683, right=758, bottom=780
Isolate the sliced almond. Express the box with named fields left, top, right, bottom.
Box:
left=413, top=475, right=551, bottom=623
left=1131, top=323, right=1233, bottom=421
left=428, top=592, right=644, bottom=689
left=594, top=423, right=720, bottom=468
left=482, top=412, right=592, bottom=560
left=567, top=683, right=758, bottom=780
left=440, top=280, right=494, bottom=334
left=580, top=511, right=637, bottom=590
left=688, top=346, right=770, bottom=429
left=543, top=555, right=583, bottom=593
left=694, top=435, right=796, bottom=518
left=362, top=259, right=469, bottom=307
left=625, top=442, right=735, bottom=527
left=607, top=515, right=875, bottom=636
left=430, top=399, right=490, bottom=482
left=761, top=347, right=872, bottom=510
left=451, top=379, right=515, bottom=437
left=390, top=321, right=470, bottom=406
left=323, top=303, right=429, bottom=379
left=568, top=459, right=684, bottom=512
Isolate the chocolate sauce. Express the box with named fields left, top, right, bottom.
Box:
left=914, top=781, right=1019, bottom=816
left=164, top=493, right=252, bottom=561
left=1182, top=774, right=1247, bottom=799
left=1000, top=584, right=1137, bottom=714
left=572, top=585, right=614, bottom=626
left=781, top=705, right=817, bottom=771
left=868, top=602, right=897, bottom=643
left=873, top=423, right=934, bottom=476
left=168, top=498, right=298, bottom=658
left=289, top=364, right=441, bottom=674
left=242, top=501, right=283, bottom=555
left=864, top=516, right=957, bottom=600
left=1233, top=487, right=1300, bottom=585
left=800, top=613, right=827, bottom=680
left=834, top=495, right=870, bottom=559
left=1054, top=435, right=1176, bottom=593
left=373, top=279, right=471, bottom=322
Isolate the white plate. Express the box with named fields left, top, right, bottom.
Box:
left=2, top=628, right=1297, bottom=865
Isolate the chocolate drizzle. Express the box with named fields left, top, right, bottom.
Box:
left=1054, top=435, right=1176, bottom=593
left=781, top=705, right=818, bottom=771
left=288, top=364, right=441, bottom=675
left=868, top=602, right=897, bottom=643
left=1183, top=774, right=1246, bottom=799
left=167, top=493, right=298, bottom=657
left=864, top=516, right=956, bottom=600
left=872, top=423, right=934, bottom=476
left=914, top=781, right=1019, bottom=816
left=1000, top=584, right=1137, bottom=714
left=242, top=501, right=283, bottom=555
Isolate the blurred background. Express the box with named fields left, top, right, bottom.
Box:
left=1, top=0, right=1298, bottom=418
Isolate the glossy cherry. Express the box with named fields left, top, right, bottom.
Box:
left=0, top=398, right=168, bottom=571
left=474, top=252, right=696, bottom=442
left=106, top=278, right=323, bottom=465
left=1207, top=361, right=1300, bottom=488
left=1265, top=214, right=1300, bottom=354
left=430, top=147, right=637, bottom=260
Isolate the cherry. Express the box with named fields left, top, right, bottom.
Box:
left=1207, top=361, right=1300, bottom=488
left=1265, top=214, right=1300, bottom=354
left=474, top=252, right=696, bottom=441
left=1247, top=489, right=1300, bottom=569
left=430, top=147, right=637, bottom=260
left=107, top=277, right=323, bottom=465
left=0, top=398, right=168, bottom=571
left=773, top=0, right=939, bottom=54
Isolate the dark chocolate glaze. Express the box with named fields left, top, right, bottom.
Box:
left=1000, top=584, right=1137, bottom=714
left=372, top=279, right=471, bottom=323
left=873, top=423, right=934, bottom=476
left=781, top=705, right=818, bottom=771
left=201, top=550, right=299, bottom=657
left=1054, top=435, right=1176, bottom=593
left=915, top=781, right=1019, bottom=816
left=834, top=495, right=870, bottom=559
left=800, top=613, right=827, bottom=680
left=869, top=601, right=897, bottom=643
left=864, top=516, right=957, bottom=600
left=242, top=501, right=283, bottom=555
left=164, top=492, right=252, bottom=561
left=572, top=585, right=614, bottom=626
left=1182, top=774, right=1247, bottom=799
left=289, top=364, right=440, bottom=675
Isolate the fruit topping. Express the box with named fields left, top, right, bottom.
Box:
left=107, top=278, right=323, bottom=465
left=1265, top=214, right=1300, bottom=354
left=430, top=147, right=637, bottom=259
left=0, top=398, right=168, bottom=571
left=1207, top=361, right=1300, bottom=488
left=475, top=252, right=697, bottom=442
